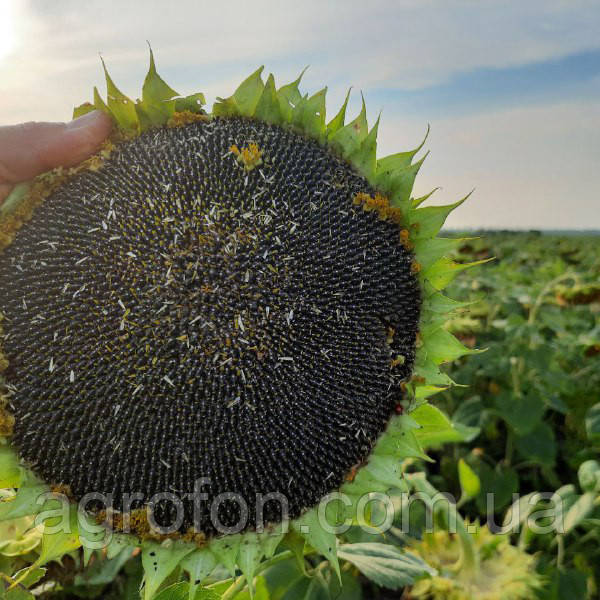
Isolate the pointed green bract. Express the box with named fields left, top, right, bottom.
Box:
left=141, top=540, right=195, bottom=600
left=326, top=88, right=351, bottom=136
left=181, top=549, right=216, bottom=600
left=209, top=534, right=241, bottom=577
left=292, top=508, right=340, bottom=580
left=0, top=475, right=47, bottom=522
left=136, top=48, right=179, bottom=128
left=213, top=66, right=265, bottom=118
left=329, top=94, right=368, bottom=157
left=101, top=57, right=140, bottom=134
left=276, top=68, right=307, bottom=122
left=0, top=444, right=21, bottom=488
left=254, top=73, right=282, bottom=125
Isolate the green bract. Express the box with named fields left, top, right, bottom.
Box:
left=0, top=49, right=483, bottom=599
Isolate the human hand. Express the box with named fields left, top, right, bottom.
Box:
left=0, top=110, right=112, bottom=204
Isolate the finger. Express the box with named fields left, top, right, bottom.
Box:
left=0, top=183, right=13, bottom=205
left=0, top=111, right=113, bottom=185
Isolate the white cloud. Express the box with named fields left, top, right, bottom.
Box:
left=0, top=0, right=599, bottom=228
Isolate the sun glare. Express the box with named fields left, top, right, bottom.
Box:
left=0, top=0, right=17, bottom=63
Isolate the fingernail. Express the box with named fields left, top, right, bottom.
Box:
left=66, top=110, right=106, bottom=130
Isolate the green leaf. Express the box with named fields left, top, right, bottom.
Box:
left=411, top=403, right=464, bottom=447
left=0, top=444, right=21, bottom=488
left=409, top=195, right=469, bottom=240
left=73, top=547, right=133, bottom=588
left=543, top=568, right=588, bottom=600
left=423, top=256, right=491, bottom=291
left=514, top=422, right=557, bottom=466
left=295, top=87, right=327, bottom=141
left=237, top=532, right=264, bottom=597
left=276, top=68, right=307, bottom=122
left=374, top=125, right=429, bottom=197
left=214, top=66, right=265, bottom=118
left=412, top=187, right=440, bottom=208
left=421, top=327, right=481, bottom=365
left=337, top=543, right=435, bottom=590
left=72, top=102, right=97, bottom=119
left=472, top=461, right=518, bottom=514
left=349, top=115, right=379, bottom=181
left=292, top=507, right=339, bottom=580
left=585, top=403, right=600, bottom=441
left=0, top=477, right=48, bottom=521
left=106, top=533, right=138, bottom=559
left=209, top=534, right=241, bottom=577
left=387, top=156, right=428, bottom=210
left=181, top=549, right=216, bottom=600
left=142, top=540, right=195, bottom=600
left=153, top=582, right=221, bottom=600
left=36, top=505, right=81, bottom=566
left=93, top=86, right=109, bottom=113
left=136, top=46, right=179, bottom=128
left=413, top=237, right=462, bottom=272
left=328, top=95, right=368, bottom=157
left=364, top=454, right=406, bottom=490
left=458, top=458, right=481, bottom=501
left=101, top=57, right=140, bottom=133
left=174, top=93, right=206, bottom=114
left=373, top=415, right=430, bottom=462
left=563, top=492, right=596, bottom=533
left=494, top=391, right=545, bottom=436
left=326, top=88, right=351, bottom=136
left=451, top=396, right=484, bottom=434
left=254, top=73, right=282, bottom=125
left=10, top=566, right=46, bottom=590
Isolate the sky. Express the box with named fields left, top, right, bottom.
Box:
left=0, top=0, right=599, bottom=230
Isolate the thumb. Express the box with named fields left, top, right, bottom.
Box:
left=0, top=110, right=112, bottom=194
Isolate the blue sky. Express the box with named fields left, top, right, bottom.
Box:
left=0, top=0, right=599, bottom=229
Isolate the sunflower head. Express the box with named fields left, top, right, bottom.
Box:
left=0, top=49, right=482, bottom=597
left=408, top=525, right=544, bottom=600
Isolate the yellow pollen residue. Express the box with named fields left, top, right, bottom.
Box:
left=411, top=260, right=421, bottom=274
left=399, top=228, right=414, bottom=250
left=97, top=507, right=207, bottom=545
left=0, top=404, right=14, bottom=436
left=230, top=143, right=263, bottom=171
left=167, top=110, right=209, bottom=128
left=352, top=192, right=403, bottom=225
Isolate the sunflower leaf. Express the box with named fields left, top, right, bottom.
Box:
left=181, top=549, right=216, bottom=600
left=101, top=57, right=140, bottom=133
left=36, top=505, right=81, bottom=566
left=209, top=534, right=242, bottom=577
left=326, top=88, right=351, bottom=136
left=214, top=66, right=265, bottom=118
left=72, top=102, right=96, bottom=119
left=337, top=543, right=435, bottom=590
left=328, top=94, right=368, bottom=157
left=174, top=93, right=206, bottom=114
left=0, top=444, right=21, bottom=488
left=349, top=115, right=380, bottom=181
left=276, top=68, right=307, bottom=122
left=0, top=476, right=47, bottom=521
left=293, top=507, right=340, bottom=581
left=136, top=47, right=179, bottom=128
left=141, top=541, right=195, bottom=600
left=254, top=73, right=282, bottom=125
